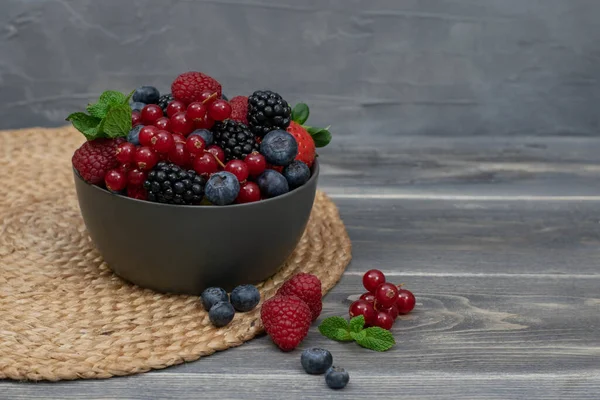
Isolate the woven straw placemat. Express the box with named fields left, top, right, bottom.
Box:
left=0, top=127, right=352, bottom=381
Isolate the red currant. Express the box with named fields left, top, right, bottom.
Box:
left=374, top=311, right=394, bottom=330
left=154, top=117, right=171, bottom=132
left=349, top=300, right=377, bottom=326
left=105, top=169, right=127, bottom=192
left=236, top=181, right=261, bottom=203
left=115, top=142, right=136, bottom=164
left=363, top=269, right=386, bottom=294
left=225, top=160, right=249, bottom=182
left=199, top=91, right=218, bottom=104
left=172, top=132, right=187, bottom=144
left=396, top=289, right=416, bottom=314
left=375, top=301, right=399, bottom=320
left=208, top=99, right=232, bottom=121
left=117, top=163, right=132, bottom=174
left=359, top=292, right=376, bottom=304
left=151, top=130, right=175, bottom=153
left=134, top=146, right=158, bottom=171
left=170, top=112, right=194, bottom=136
left=206, top=145, right=225, bottom=164
left=187, top=102, right=208, bottom=122
left=127, top=185, right=148, bottom=200
left=375, top=282, right=399, bottom=308
left=127, top=168, right=146, bottom=186
left=185, top=135, right=206, bottom=156
left=194, top=116, right=215, bottom=130
left=193, top=152, right=219, bottom=176
left=131, top=111, right=142, bottom=127
left=244, top=152, right=266, bottom=177
left=139, top=125, right=159, bottom=147
left=167, top=100, right=186, bottom=118
left=141, top=104, right=163, bottom=125
left=168, top=142, right=190, bottom=167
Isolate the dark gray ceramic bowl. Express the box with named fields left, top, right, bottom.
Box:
left=73, top=162, right=319, bottom=295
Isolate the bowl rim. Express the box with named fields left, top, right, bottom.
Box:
left=73, top=160, right=319, bottom=209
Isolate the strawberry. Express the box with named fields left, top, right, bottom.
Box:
left=276, top=273, right=322, bottom=321
left=287, top=121, right=316, bottom=168
left=260, top=295, right=312, bottom=351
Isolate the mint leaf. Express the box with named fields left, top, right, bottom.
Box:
left=350, top=330, right=367, bottom=341
left=66, top=112, right=101, bottom=140
left=101, top=104, right=132, bottom=138
left=87, top=102, right=110, bottom=119
left=292, top=103, right=310, bottom=125
left=349, top=315, right=365, bottom=333
left=99, top=90, right=127, bottom=107
left=318, top=317, right=352, bottom=342
left=356, top=327, right=396, bottom=352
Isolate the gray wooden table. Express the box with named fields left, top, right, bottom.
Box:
left=2, top=135, right=600, bottom=399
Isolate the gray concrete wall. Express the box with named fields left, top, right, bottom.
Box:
left=1, top=0, right=599, bottom=136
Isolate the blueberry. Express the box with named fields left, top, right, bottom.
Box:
left=257, top=169, right=289, bottom=198
left=301, top=348, right=333, bottom=375
left=221, top=93, right=228, bottom=101
left=325, top=366, right=349, bottom=389
left=283, top=160, right=310, bottom=189
left=127, top=124, right=144, bottom=146
left=205, top=171, right=240, bottom=205
left=130, top=101, right=146, bottom=112
left=132, top=86, right=160, bottom=104
left=209, top=301, right=235, bottom=327
left=259, top=130, right=298, bottom=166
left=201, top=287, right=228, bottom=311
left=189, top=129, right=213, bottom=146
left=230, top=284, right=260, bottom=312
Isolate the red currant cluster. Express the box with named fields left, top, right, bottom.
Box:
left=349, top=269, right=416, bottom=330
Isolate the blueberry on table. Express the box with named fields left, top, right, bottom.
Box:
left=230, top=285, right=260, bottom=312
left=209, top=301, right=235, bottom=327
left=257, top=169, right=289, bottom=198
left=201, top=287, right=229, bottom=311
left=259, top=129, right=298, bottom=166
left=325, top=366, right=349, bottom=389
left=132, top=86, right=160, bottom=104
left=301, top=348, right=333, bottom=375
left=205, top=171, right=240, bottom=205
left=283, top=160, right=310, bottom=189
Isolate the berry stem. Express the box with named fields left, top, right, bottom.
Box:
left=202, top=92, right=218, bottom=105
left=207, top=150, right=226, bottom=168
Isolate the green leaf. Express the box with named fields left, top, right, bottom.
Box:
left=318, top=317, right=353, bottom=342
left=100, top=104, right=132, bottom=138
left=66, top=112, right=101, bottom=140
left=292, top=103, right=310, bottom=125
left=311, top=128, right=332, bottom=148
left=350, top=330, right=367, bottom=341
left=349, top=315, right=365, bottom=333
left=86, top=102, right=110, bottom=119
left=99, top=90, right=127, bottom=107
left=124, top=89, right=135, bottom=104
left=356, top=327, right=396, bottom=352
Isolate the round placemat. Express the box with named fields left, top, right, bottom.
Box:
left=0, top=127, right=352, bottom=381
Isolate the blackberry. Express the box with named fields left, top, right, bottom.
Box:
left=143, top=161, right=206, bottom=205
left=247, top=90, right=292, bottom=137
left=157, top=93, right=174, bottom=115
left=211, top=120, right=259, bottom=162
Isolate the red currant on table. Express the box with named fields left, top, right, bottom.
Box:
left=187, top=102, right=208, bottom=122
left=208, top=99, right=232, bottom=121
left=131, top=111, right=142, bottom=126
left=139, top=125, right=159, bottom=147
left=244, top=152, right=266, bottom=177
left=193, top=152, right=219, bottom=176
left=168, top=142, right=190, bottom=167
left=199, top=91, right=218, bottom=104
left=236, top=181, right=261, bottom=203
left=374, top=311, right=394, bottom=330
left=170, top=112, right=194, bottom=136
left=141, top=104, right=163, bottom=125
left=363, top=269, right=386, bottom=294
left=127, top=168, right=147, bottom=187
left=396, top=289, right=416, bottom=314
left=151, top=130, right=175, bottom=153
left=206, top=145, right=225, bottom=164
left=375, top=282, right=399, bottom=308
left=349, top=300, right=377, bottom=326
left=167, top=100, right=186, bottom=118
left=154, top=117, right=171, bottom=132
left=359, top=292, right=376, bottom=304
left=105, top=169, right=127, bottom=192
left=134, top=146, right=158, bottom=171
left=225, top=159, right=249, bottom=182
left=185, top=135, right=206, bottom=156
left=375, top=302, right=399, bottom=320
left=116, top=142, right=136, bottom=164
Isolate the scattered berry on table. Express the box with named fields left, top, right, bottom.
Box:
left=260, top=295, right=312, bottom=351
left=157, top=93, right=174, bottom=115
left=134, top=146, right=159, bottom=171
left=130, top=101, right=146, bottom=112
left=167, top=100, right=187, bottom=118
left=139, top=125, right=159, bottom=147
left=132, top=86, right=160, bottom=104
left=359, top=292, right=376, bottom=304
left=127, top=185, right=148, bottom=200
left=375, top=282, right=399, bottom=308
left=209, top=301, right=235, bottom=328
left=301, top=348, right=333, bottom=375
left=229, top=96, right=249, bottom=124
left=186, top=102, right=208, bottom=123
left=185, top=135, right=206, bottom=156
left=151, top=130, right=175, bottom=154
left=349, top=299, right=377, bottom=326
left=283, top=160, right=310, bottom=189
left=225, top=160, right=249, bottom=182
left=259, top=129, right=298, bottom=166
left=116, top=142, right=136, bottom=164
left=168, top=142, right=191, bottom=168
left=143, top=162, right=205, bottom=205
left=374, top=310, right=394, bottom=330
left=154, top=116, right=171, bottom=132
left=127, top=168, right=147, bottom=187
left=206, top=145, right=225, bottom=164
left=205, top=171, right=240, bottom=205
left=171, top=71, right=222, bottom=105
left=244, top=152, right=266, bottom=177
left=236, top=181, right=261, bottom=203
left=172, top=133, right=187, bottom=145
left=257, top=169, right=289, bottom=198
left=72, top=138, right=121, bottom=184
left=201, top=287, right=229, bottom=311
left=287, top=121, right=316, bottom=167
left=211, top=120, right=259, bottom=162
left=193, top=152, right=219, bottom=176
left=247, top=90, right=292, bottom=137
left=170, top=112, right=194, bottom=136
left=375, top=302, right=399, bottom=320
left=127, top=124, right=144, bottom=146
left=208, top=99, right=232, bottom=121
left=189, top=129, right=213, bottom=146
left=276, top=273, right=322, bottom=321
left=141, top=104, right=164, bottom=125
left=230, top=284, right=260, bottom=312
left=105, top=169, right=127, bottom=192
left=396, top=289, right=416, bottom=314
left=362, top=269, right=386, bottom=294
left=325, top=366, right=349, bottom=390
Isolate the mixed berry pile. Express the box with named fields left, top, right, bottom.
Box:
left=69, top=71, right=332, bottom=206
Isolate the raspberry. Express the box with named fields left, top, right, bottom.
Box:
left=260, top=295, right=312, bottom=351
left=72, top=138, right=121, bottom=185
left=229, top=96, right=248, bottom=124
left=276, top=273, right=322, bottom=321
left=287, top=121, right=316, bottom=168
left=171, top=71, right=222, bottom=105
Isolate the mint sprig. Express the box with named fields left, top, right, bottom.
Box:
left=318, top=316, right=396, bottom=352
left=291, top=102, right=332, bottom=148
left=67, top=89, right=133, bottom=140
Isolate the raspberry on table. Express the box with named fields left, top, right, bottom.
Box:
left=276, top=273, right=323, bottom=321
left=260, top=295, right=312, bottom=352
